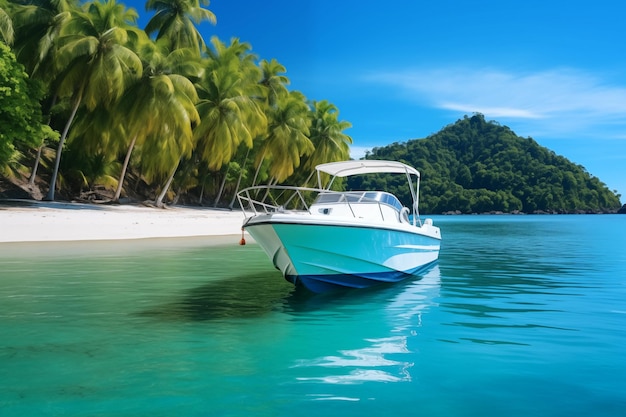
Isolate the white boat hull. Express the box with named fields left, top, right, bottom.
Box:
left=244, top=213, right=441, bottom=293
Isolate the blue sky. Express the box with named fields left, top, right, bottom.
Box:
left=128, top=0, right=625, bottom=202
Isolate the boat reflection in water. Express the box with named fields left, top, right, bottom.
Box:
left=292, top=264, right=441, bottom=387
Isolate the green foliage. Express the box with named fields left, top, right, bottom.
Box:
left=0, top=42, right=56, bottom=170
left=303, top=100, right=352, bottom=170
left=194, top=37, right=266, bottom=171
left=60, top=146, right=120, bottom=192
left=0, top=1, right=351, bottom=204
left=145, top=0, right=216, bottom=53
left=261, top=90, right=313, bottom=183
left=0, top=4, right=14, bottom=45
left=360, top=114, right=621, bottom=214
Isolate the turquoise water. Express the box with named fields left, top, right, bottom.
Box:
left=1, top=216, right=625, bottom=416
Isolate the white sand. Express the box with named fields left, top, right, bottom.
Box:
left=0, top=201, right=249, bottom=243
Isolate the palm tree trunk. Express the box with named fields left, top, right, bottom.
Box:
left=30, top=96, right=57, bottom=186
left=260, top=177, right=276, bottom=202
left=155, top=160, right=181, bottom=208
left=113, top=135, right=137, bottom=202
left=28, top=144, right=44, bottom=186
left=214, top=165, right=230, bottom=207
left=251, top=148, right=267, bottom=187
left=198, top=182, right=205, bottom=205
left=228, top=148, right=250, bottom=209
left=300, top=170, right=317, bottom=188
left=45, top=92, right=83, bottom=201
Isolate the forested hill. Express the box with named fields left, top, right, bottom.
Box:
left=358, top=114, right=622, bottom=214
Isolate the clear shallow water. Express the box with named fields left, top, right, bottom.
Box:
left=1, top=216, right=625, bottom=416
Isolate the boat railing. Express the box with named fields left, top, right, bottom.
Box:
left=237, top=185, right=323, bottom=216
left=237, top=186, right=416, bottom=225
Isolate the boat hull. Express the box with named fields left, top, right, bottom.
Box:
left=244, top=214, right=441, bottom=292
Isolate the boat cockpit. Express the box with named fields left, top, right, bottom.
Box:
left=311, top=191, right=410, bottom=223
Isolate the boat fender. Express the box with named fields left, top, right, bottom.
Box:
left=239, top=227, right=246, bottom=245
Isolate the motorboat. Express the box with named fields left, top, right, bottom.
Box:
left=236, top=160, right=441, bottom=292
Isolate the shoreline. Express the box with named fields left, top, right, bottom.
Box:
left=0, top=200, right=249, bottom=244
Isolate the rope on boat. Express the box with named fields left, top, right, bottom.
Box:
left=239, top=227, right=246, bottom=245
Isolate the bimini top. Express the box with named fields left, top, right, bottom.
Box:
left=315, top=160, right=420, bottom=178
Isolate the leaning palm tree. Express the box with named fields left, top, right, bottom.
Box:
left=136, top=71, right=200, bottom=207
left=194, top=37, right=266, bottom=173
left=224, top=56, right=290, bottom=207
left=113, top=41, right=203, bottom=203
left=193, top=37, right=267, bottom=206
left=255, top=91, right=313, bottom=184
left=45, top=0, right=142, bottom=200
left=145, top=0, right=215, bottom=53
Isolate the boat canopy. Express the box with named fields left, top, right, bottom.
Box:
left=315, top=160, right=420, bottom=178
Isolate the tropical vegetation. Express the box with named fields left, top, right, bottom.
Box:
left=357, top=114, right=622, bottom=214
left=0, top=2, right=621, bottom=214
left=0, top=0, right=352, bottom=206
left=0, top=41, right=57, bottom=172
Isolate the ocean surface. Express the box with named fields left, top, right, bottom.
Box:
left=1, top=215, right=625, bottom=416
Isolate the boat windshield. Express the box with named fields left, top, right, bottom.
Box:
left=314, top=191, right=403, bottom=211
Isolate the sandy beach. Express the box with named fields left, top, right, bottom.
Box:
left=0, top=200, right=249, bottom=243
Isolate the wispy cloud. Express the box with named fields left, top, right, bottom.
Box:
left=365, top=67, right=626, bottom=139
left=349, top=146, right=370, bottom=160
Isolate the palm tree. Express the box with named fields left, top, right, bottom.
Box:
left=193, top=37, right=266, bottom=205
left=259, top=58, right=289, bottom=107
left=145, top=0, right=215, bottom=53
left=255, top=91, right=313, bottom=184
left=45, top=0, right=142, bottom=200
left=301, top=100, right=352, bottom=181
left=6, top=1, right=77, bottom=187
left=0, top=3, right=14, bottom=45
left=9, top=0, right=77, bottom=76
left=64, top=104, right=124, bottom=195
left=225, top=57, right=290, bottom=207
left=194, top=37, right=266, bottom=172
left=113, top=41, right=203, bottom=203
left=141, top=70, right=200, bottom=206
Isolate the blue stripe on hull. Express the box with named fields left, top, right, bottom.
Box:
left=289, top=260, right=439, bottom=293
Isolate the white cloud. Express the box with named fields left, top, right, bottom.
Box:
left=365, top=67, right=626, bottom=140
left=439, top=103, right=543, bottom=119
left=349, top=146, right=371, bottom=160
